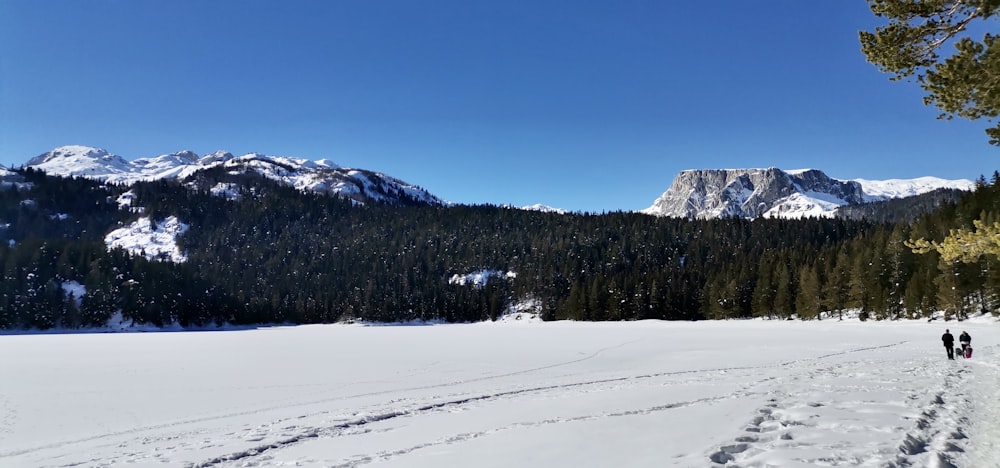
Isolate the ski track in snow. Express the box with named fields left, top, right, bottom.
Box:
left=3, top=325, right=998, bottom=468
left=195, top=340, right=994, bottom=468
left=16, top=341, right=925, bottom=468
left=709, top=344, right=996, bottom=468
left=2, top=338, right=642, bottom=465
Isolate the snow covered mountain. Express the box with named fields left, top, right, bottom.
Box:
left=25, top=145, right=445, bottom=206
left=514, top=204, right=569, bottom=214
left=851, top=176, right=974, bottom=200
left=642, top=168, right=975, bottom=219
left=26, top=146, right=135, bottom=179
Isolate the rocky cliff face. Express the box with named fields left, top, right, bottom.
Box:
left=641, top=168, right=867, bottom=219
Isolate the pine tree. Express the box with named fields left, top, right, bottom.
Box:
left=821, top=247, right=851, bottom=319
left=772, top=261, right=794, bottom=319
left=860, top=0, right=1000, bottom=145
left=847, top=250, right=873, bottom=318
left=795, top=264, right=821, bottom=320
left=936, top=260, right=965, bottom=321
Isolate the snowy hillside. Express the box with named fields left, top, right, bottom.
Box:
left=25, top=146, right=445, bottom=206
left=26, top=145, right=133, bottom=180
left=854, top=176, right=976, bottom=201
left=1, top=320, right=997, bottom=467
left=104, top=216, right=189, bottom=263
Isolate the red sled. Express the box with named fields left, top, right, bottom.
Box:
left=966, top=347, right=973, bottom=359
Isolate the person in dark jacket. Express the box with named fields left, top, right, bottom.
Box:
left=960, top=331, right=971, bottom=354
left=942, top=329, right=955, bottom=359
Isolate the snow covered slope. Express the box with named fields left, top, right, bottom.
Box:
left=853, top=176, right=975, bottom=201
left=26, top=145, right=134, bottom=180
left=643, top=168, right=974, bottom=219
left=104, top=216, right=190, bottom=263
left=1, top=320, right=997, bottom=467
left=26, top=146, right=445, bottom=206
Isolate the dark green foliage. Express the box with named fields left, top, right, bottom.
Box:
left=860, top=0, right=1000, bottom=145
left=2, top=168, right=1000, bottom=329
left=835, top=189, right=966, bottom=223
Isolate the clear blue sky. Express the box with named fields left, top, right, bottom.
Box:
left=1, top=1, right=997, bottom=212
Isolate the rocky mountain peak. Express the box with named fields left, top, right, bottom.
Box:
left=641, top=168, right=942, bottom=219
left=26, top=146, right=133, bottom=180
left=23, top=146, right=446, bottom=207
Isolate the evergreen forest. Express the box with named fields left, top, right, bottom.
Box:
left=2, top=168, right=1000, bottom=330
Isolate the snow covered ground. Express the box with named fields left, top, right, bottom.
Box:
left=1, top=319, right=998, bottom=467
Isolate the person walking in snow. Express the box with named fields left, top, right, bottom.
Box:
left=959, top=331, right=971, bottom=354
left=942, top=329, right=955, bottom=360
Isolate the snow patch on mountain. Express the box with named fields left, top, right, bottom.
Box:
left=763, top=191, right=846, bottom=219
left=61, top=280, right=86, bottom=308
left=105, top=216, right=189, bottom=263
left=115, top=191, right=136, bottom=208
left=114, top=190, right=144, bottom=214
left=449, top=270, right=517, bottom=288
left=208, top=182, right=242, bottom=200
left=519, top=204, right=569, bottom=214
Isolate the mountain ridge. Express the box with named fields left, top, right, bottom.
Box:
left=642, top=167, right=974, bottom=219
left=26, top=145, right=445, bottom=206
left=22, top=146, right=977, bottom=215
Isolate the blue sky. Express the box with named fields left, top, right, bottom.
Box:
left=1, top=1, right=997, bottom=212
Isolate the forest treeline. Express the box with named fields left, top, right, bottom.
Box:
left=2, top=168, right=999, bottom=330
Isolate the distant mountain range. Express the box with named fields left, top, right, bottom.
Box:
left=14, top=146, right=978, bottom=217
left=24, top=145, right=445, bottom=206
left=641, top=168, right=974, bottom=219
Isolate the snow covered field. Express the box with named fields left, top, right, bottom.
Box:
left=1, top=319, right=998, bottom=467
